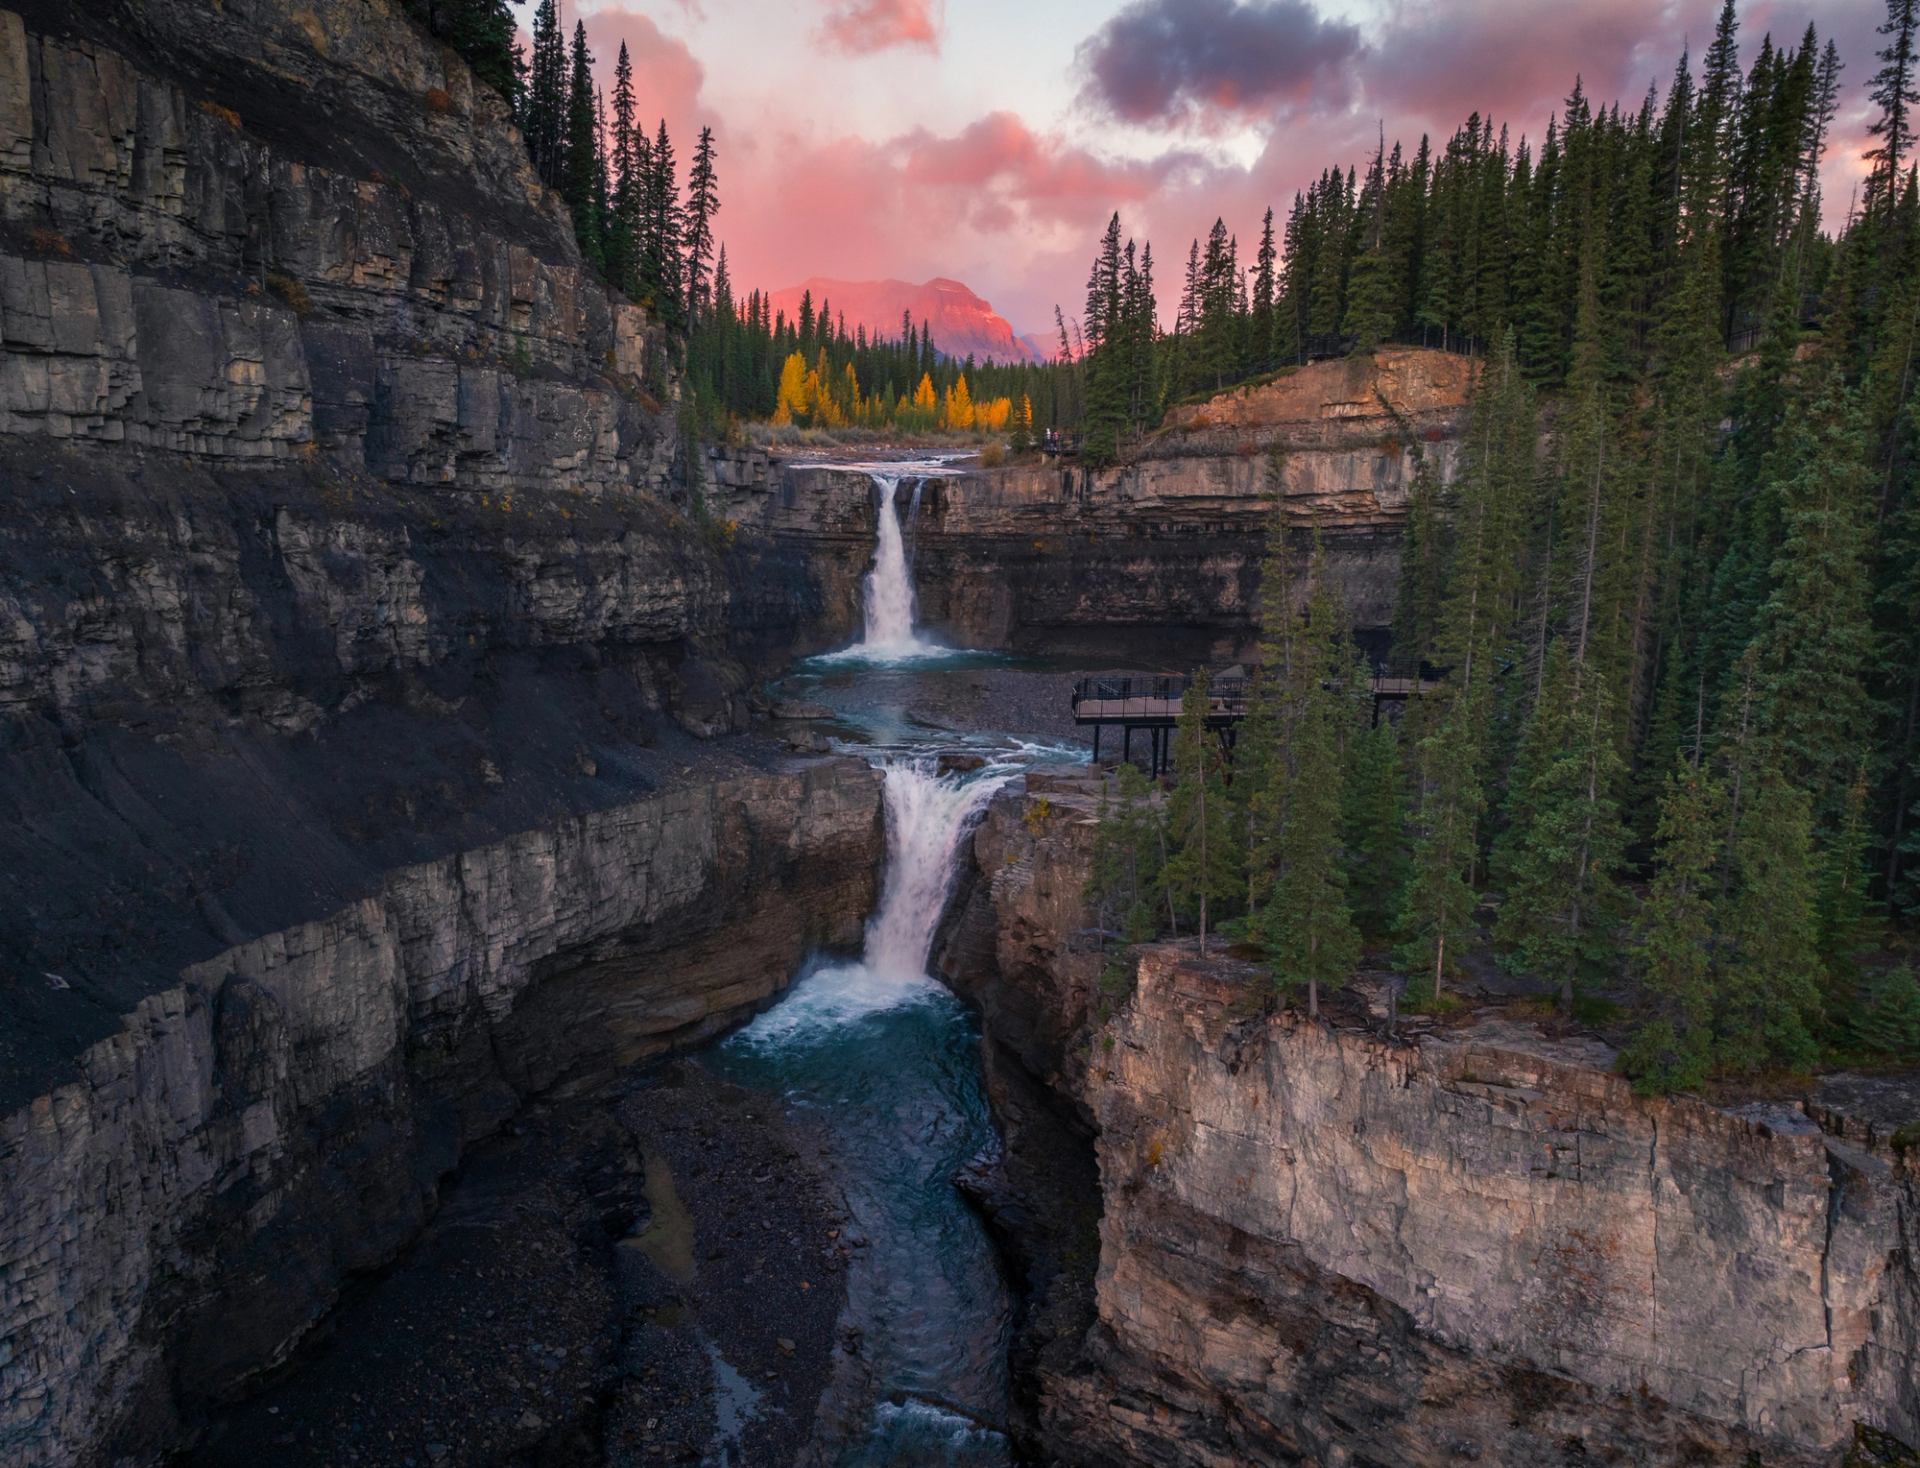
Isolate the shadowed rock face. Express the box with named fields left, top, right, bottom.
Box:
left=2, top=758, right=883, bottom=1467
left=0, top=3, right=883, bottom=1463
left=942, top=772, right=1920, bottom=1467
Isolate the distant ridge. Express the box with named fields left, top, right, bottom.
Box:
left=765, top=276, right=1046, bottom=365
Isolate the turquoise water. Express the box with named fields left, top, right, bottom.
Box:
left=708, top=754, right=1022, bottom=1464
left=714, top=962, right=1011, bottom=1464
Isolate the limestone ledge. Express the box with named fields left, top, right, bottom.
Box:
left=1056, top=947, right=1920, bottom=1466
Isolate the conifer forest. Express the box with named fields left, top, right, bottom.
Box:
left=424, top=0, right=1920, bottom=1087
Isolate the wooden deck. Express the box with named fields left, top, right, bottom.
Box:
left=1072, top=668, right=1436, bottom=771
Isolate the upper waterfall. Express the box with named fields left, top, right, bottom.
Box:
left=816, top=463, right=960, bottom=664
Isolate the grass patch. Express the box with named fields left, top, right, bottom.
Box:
left=266, top=272, right=313, bottom=318
left=196, top=99, right=242, bottom=130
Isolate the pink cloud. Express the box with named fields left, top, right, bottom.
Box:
left=558, top=0, right=1892, bottom=338
left=816, top=0, right=942, bottom=55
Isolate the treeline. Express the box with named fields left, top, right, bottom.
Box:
left=1072, top=1, right=1914, bottom=463
left=687, top=285, right=1063, bottom=436
left=1090, top=0, right=1920, bottom=1092
left=401, top=0, right=1071, bottom=436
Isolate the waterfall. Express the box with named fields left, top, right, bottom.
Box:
left=732, top=759, right=1011, bottom=1043
left=823, top=473, right=943, bottom=662
left=861, top=475, right=919, bottom=650
left=864, top=760, right=1005, bottom=975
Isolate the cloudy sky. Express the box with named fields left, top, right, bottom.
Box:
left=520, top=0, right=1890, bottom=338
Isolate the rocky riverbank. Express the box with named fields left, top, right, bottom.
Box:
left=940, top=769, right=1920, bottom=1467
left=186, top=1058, right=855, bottom=1468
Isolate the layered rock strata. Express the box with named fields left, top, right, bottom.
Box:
left=1, top=758, right=882, bottom=1467
left=907, top=349, right=1473, bottom=654
left=944, top=770, right=1920, bottom=1466
left=0, top=3, right=881, bottom=1463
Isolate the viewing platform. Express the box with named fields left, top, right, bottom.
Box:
left=1071, top=667, right=1435, bottom=772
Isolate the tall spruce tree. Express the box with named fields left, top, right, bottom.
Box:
left=523, top=0, right=565, bottom=187
left=606, top=42, right=640, bottom=293
left=1165, top=671, right=1238, bottom=954
left=561, top=22, right=601, bottom=264
left=1258, top=544, right=1361, bottom=1017
left=1492, top=645, right=1630, bottom=1011
left=683, top=127, right=720, bottom=330
left=641, top=120, right=683, bottom=328
left=1866, top=0, right=1920, bottom=218
left=1748, top=376, right=1878, bottom=826
left=1343, top=717, right=1409, bottom=943
left=1718, top=778, right=1824, bottom=1074
left=1397, top=681, right=1487, bottom=1005
left=1620, top=756, right=1726, bottom=1093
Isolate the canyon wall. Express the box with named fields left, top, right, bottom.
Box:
left=942, top=771, right=1920, bottom=1467
left=0, top=3, right=880, bottom=1463
left=906, top=349, right=1472, bottom=656
left=1, top=759, right=881, bottom=1467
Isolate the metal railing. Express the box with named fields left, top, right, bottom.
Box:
left=1071, top=666, right=1430, bottom=723
left=1071, top=675, right=1250, bottom=722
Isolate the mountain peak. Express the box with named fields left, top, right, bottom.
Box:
left=765, top=276, right=1044, bottom=364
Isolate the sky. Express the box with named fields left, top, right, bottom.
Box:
left=516, top=0, right=1893, bottom=339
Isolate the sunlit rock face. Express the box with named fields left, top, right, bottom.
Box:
left=946, top=773, right=1920, bottom=1468
left=904, top=348, right=1473, bottom=657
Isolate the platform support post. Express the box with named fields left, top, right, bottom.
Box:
left=1092, top=724, right=1101, bottom=762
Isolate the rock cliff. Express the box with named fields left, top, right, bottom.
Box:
left=942, top=771, right=1920, bottom=1466
left=2, top=759, right=882, bottom=1467
left=907, top=349, right=1472, bottom=655
left=0, top=3, right=882, bottom=1463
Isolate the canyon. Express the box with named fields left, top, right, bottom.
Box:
left=938, top=771, right=1920, bottom=1468
left=2, top=1, right=1915, bottom=1467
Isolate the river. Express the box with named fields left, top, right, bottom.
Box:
left=714, top=463, right=1076, bottom=1464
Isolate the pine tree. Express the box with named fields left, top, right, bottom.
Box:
left=1492, top=645, right=1629, bottom=1011
left=641, top=120, right=683, bottom=328
left=683, top=127, right=720, bottom=329
left=1717, top=778, right=1824, bottom=1075
left=1087, top=762, right=1169, bottom=952
left=1165, top=671, right=1238, bottom=955
left=606, top=42, right=640, bottom=293
left=1866, top=0, right=1920, bottom=219
left=1343, top=719, right=1408, bottom=943
left=1620, top=756, right=1725, bottom=1094
left=1250, top=207, right=1278, bottom=373
left=1081, top=213, right=1128, bottom=461
left=1853, top=963, right=1920, bottom=1058
left=1344, top=135, right=1396, bottom=352
left=1397, top=681, right=1487, bottom=1005
left=560, top=23, right=601, bottom=263
left=523, top=0, right=565, bottom=187
left=1749, top=377, right=1878, bottom=825
left=1008, top=393, right=1033, bottom=453
left=1258, top=568, right=1361, bottom=1017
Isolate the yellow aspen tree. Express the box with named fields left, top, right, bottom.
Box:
left=773, top=351, right=807, bottom=425
left=945, top=373, right=974, bottom=430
